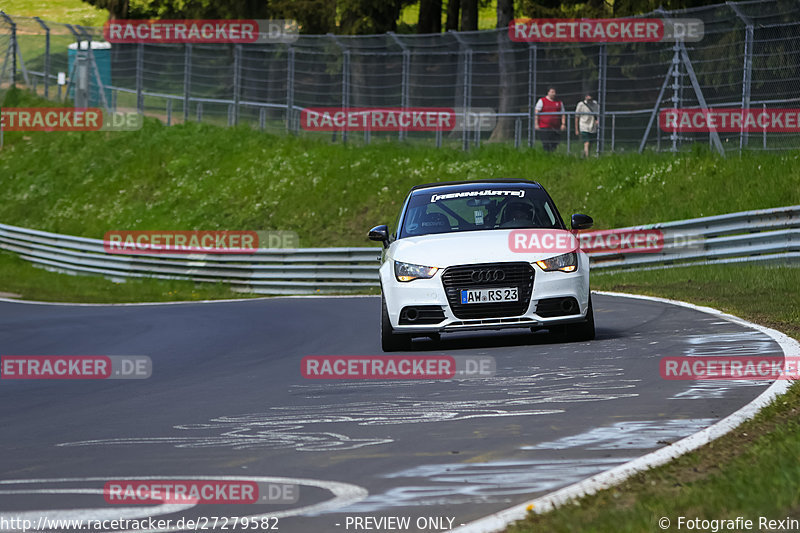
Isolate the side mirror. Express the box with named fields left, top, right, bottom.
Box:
left=571, top=213, right=593, bottom=231
left=368, top=225, right=390, bottom=248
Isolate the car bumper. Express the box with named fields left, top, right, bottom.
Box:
left=380, top=258, right=590, bottom=334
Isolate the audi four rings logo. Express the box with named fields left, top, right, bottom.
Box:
left=471, top=269, right=506, bottom=282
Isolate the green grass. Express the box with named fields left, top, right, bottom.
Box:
left=0, top=249, right=251, bottom=303
left=1, top=88, right=799, bottom=250
left=1, top=0, right=107, bottom=26
left=504, top=263, right=800, bottom=533
left=593, top=264, right=800, bottom=346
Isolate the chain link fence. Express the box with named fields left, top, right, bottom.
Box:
left=1, top=0, right=799, bottom=154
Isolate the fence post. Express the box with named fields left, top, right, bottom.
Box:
left=566, top=114, right=571, bottom=153
left=0, top=12, right=16, bottom=86
left=728, top=1, right=753, bottom=152
left=166, top=99, right=172, bottom=126
left=451, top=31, right=472, bottom=152
left=527, top=43, right=537, bottom=148
left=34, top=17, right=50, bottom=98
left=388, top=32, right=410, bottom=141
left=596, top=43, right=607, bottom=155
left=183, top=43, right=192, bottom=122
left=670, top=42, right=680, bottom=153
left=136, top=43, right=144, bottom=113
left=329, top=34, right=350, bottom=144
left=286, top=45, right=295, bottom=132
left=611, top=113, right=616, bottom=152
left=80, top=27, right=110, bottom=111
left=233, top=44, right=241, bottom=126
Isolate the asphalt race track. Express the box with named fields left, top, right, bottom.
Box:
left=0, top=293, right=784, bottom=532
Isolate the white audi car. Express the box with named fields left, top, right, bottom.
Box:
left=369, top=179, right=595, bottom=351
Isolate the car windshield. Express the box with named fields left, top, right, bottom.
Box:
left=399, top=184, right=563, bottom=238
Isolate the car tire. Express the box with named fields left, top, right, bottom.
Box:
left=548, top=296, right=596, bottom=342
left=381, top=294, right=412, bottom=352
left=568, top=295, right=596, bottom=341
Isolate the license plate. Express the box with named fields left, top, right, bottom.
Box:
left=460, top=287, right=518, bottom=304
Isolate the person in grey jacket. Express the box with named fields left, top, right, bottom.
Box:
left=575, top=93, right=599, bottom=157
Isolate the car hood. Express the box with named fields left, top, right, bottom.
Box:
left=389, top=229, right=574, bottom=267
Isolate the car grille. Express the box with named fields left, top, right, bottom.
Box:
left=441, top=262, right=535, bottom=319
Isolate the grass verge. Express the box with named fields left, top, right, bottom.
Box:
left=0, top=250, right=252, bottom=303
left=1, top=88, right=799, bottom=248
left=506, top=263, right=800, bottom=533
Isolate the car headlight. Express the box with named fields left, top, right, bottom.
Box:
left=535, top=252, right=578, bottom=272
left=394, top=261, right=439, bottom=282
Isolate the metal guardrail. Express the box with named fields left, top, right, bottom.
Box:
left=0, top=206, right=798, bottom=294
left=589, top=205, right=800, bottom=271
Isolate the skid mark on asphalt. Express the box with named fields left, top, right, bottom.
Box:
left=330, top=458, right=631, bottom=511
left=669, top=330, right=777, bottom=399
left=683, top=330, right=781, bottom=357
left=339, top=418, right=715, bottom=512
left=520, top=418, right=716, bottom=450
left=57, top=366, right=638, bottom=452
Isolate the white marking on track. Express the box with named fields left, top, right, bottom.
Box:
left=57, top=366, right=637, bottom=452
left=521, top=419, right=716, bottom=450
left=335, top=458, right=631, bottom=512
left=0, top=476, right=367, bottom=533
left=451, top=291, right=799, bottom=533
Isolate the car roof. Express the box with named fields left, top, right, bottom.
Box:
left=409, top=179, right=542, bottom=194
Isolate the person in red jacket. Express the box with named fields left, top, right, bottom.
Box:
left=534, top=87, right=566, bottom=152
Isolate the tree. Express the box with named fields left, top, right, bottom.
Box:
left=489, top=0, right=516, bottom=141
left=445, top=0, right=459, bottom=31
left=460, top=0, right=478, bottom=31
left=270, top=0, right=337, bottom=34
left=339, top=0, right=413, bottom=34
left=496, top=0, right=513, bottom=27
left=80, top=0, right=128, bottom=19
left=418, top=0, right=442, bottom=34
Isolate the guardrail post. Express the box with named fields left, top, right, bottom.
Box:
left=183, top=43, right=192, bottom=122
left=34, top=17, right=50, bottom=98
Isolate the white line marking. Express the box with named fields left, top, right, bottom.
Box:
left=449, top=290, right=798, bottom=533
left=0, top=476, right=368, bottom=533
